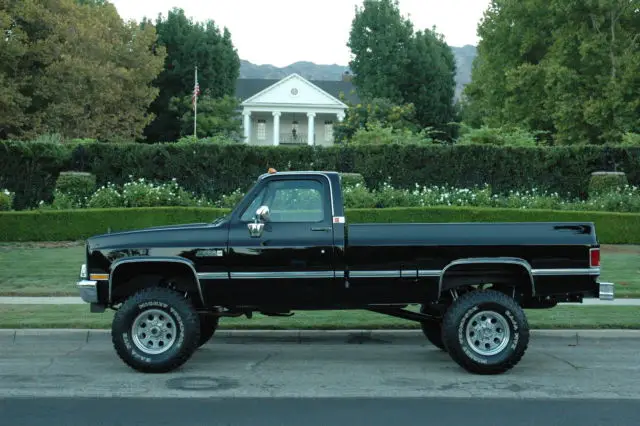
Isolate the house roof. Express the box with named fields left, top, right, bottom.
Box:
left=235, top=78, right=361, bottom=105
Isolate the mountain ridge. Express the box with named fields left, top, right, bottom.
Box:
left=239, top=45, right=477, bottom=99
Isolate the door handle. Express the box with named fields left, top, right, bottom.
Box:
left=311, top=226, right=331, bottom=232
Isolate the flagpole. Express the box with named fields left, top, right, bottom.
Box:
left=193, top=66, right=198, bottom=138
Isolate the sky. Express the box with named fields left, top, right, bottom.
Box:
left=111, top=0, right=491, bottom=68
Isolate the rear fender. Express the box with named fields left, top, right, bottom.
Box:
left=439, top=257, right=535, bottom=298
left=108, top=257, right=204, bottom=306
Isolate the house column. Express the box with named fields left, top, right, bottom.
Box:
left=242, top=110, right=251, bottom=143
left=272, top=111, right=281, bottom=146
left=307, top=112, right=316, bottom=146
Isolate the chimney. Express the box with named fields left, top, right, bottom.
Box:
left=342, top=71, right=353, bottom=82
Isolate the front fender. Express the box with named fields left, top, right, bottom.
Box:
left=108, top=256, right=204, bottom=306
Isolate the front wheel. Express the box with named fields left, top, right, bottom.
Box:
left=111, top=287, right=201, bottom=373
left=420, top=319, right=446, bottom=351
left=198, top=314, right=219, bottom=347
left=419, top=305, right=446, bottom=351
left=441, top=289, right=530, bottom=375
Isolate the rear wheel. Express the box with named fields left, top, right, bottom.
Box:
left=419, top=305, right=446, bottom=351
left=198, top=314, right=219, bottom=347
left=111, top=287, right=201, bottom=373
left=441, top=289, right=529, bottom=375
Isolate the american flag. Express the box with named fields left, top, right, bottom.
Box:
left=192, top=80, right=200, bottom=109
left=192, top=67, right=200, bottom=110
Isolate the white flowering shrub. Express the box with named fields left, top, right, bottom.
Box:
left=32, top=176, right=640, bottom=213
left=0, top=189, right=14, bottom=211
left=84, top=178, right=214, bottom=209
left=214, top=188, right=245, bottom=208
left=572, top=185, right=640, bottom=213
left=86, top=183, right=122, bottom=208
left=343, top=184, right=377, bottom=208
left=50, top=190, right=82, bottom=209
left=342, top=179, right=640, bottom=212
left=343, top=181, right=494, bottom=209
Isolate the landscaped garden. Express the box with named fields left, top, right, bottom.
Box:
left=0, top=141, right=639, bottom=329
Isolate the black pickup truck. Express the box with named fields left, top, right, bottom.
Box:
left=76, top=170, right=614, bottom=375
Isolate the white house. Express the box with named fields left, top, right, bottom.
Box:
left=235, top=73, right=359, bottom=146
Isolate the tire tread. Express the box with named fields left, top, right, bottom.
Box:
left=111, top=286, right=201, bottom=373
left=441, top=289, right=529, bottom=375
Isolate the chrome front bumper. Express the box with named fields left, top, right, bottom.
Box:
left=77, top=280, right=98, bottom=304
left=598, top=281, right=615, bottom=301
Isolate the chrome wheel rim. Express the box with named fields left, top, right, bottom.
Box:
left=464, top=310, right=511, bottom=356
left=131, top=309, right=177, bottom=355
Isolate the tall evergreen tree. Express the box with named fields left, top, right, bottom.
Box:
left=144, top=8, right=240, bottom=142
left=347, top=0, right=458, bottom=136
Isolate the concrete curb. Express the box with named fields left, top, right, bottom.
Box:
left=1, top=328, right=639, bottom=340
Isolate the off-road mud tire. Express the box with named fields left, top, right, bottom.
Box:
left=441, top=289, right=529, bottom=375
left=198, top=314, right=219, bottom=347
left=111, top=287, right=200, bottom=373
left=420, top=318, right=447, bottom=351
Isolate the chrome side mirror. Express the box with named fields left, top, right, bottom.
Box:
left=256, top=205, right=270, bottom=221
left=248, top=205, right=269, bottom=238
left=248, top=221, right=264, bottom=238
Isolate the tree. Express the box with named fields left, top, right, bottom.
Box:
left=169, top=93, right=242, bottom=140
left=347, top=0, right=458, bottom=137
left=333, top=97, right=418, bottom=143
left=403, top=29, right=459, bottom=137
left=462, top=0, right=640, bottom=145
left=0, top=0, right=166, bottom=141
left=347, top=0, right=414, bottom=104
left=0, top=3, right=31, bottom=139
left=143, top=8, right=240, bottom=143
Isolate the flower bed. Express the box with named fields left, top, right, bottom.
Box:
left=342, top=181, right=640, bottom=212
left=4, top=173, right=640, bottom=219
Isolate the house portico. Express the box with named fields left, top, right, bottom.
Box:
left=239, top=74, right=349, bottom=146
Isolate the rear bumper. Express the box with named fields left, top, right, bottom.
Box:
left=598, top=281, right=615, bottom=301
left=77, top=280, right=98, bottom=304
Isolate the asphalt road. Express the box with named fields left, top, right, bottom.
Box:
left=0, top=396, right=637, bottom=426
left=0, top=330, right=639, bottom=425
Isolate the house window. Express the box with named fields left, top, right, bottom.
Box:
left=324, top=121, right=334, bottom=142
left=257, top=119, right=266, bottom=140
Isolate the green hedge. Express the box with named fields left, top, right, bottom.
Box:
left=1, top=206, right=638, bottom=244
left=2, top=140, right=640, bottom=210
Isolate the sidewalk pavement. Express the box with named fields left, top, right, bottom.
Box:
left=1, top=328, right=640, bottom=339
left=0, top=296, right=639, bottom=306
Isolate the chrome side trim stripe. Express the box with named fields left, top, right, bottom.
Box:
left=229, top=271, right=336, bottom=279
left=418, top=270, right=441, bottom=277
left=197, top=272, right=229, bottom=280
left=197, top=268, right=600, bottom=280
left=350, top=271, right=399, bottom=278
left=531, top=268, right=601, bottom=276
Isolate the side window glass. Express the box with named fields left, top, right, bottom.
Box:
left=240, top=186, right=267, bottom=221
left=239, top=179, right=326, bottom=223
left=268, top=179, right=324, bottom=222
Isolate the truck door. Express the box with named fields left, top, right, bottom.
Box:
left=226, top=175, right=336, bottom=306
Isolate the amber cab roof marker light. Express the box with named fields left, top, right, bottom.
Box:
left=268, top=168, right=277, bottom=174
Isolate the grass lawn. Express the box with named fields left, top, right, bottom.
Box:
left=0, top=242, right=638, bottom=297
left=0, top=242, right=85, bottom=296
left=0, top=304, right=639, bottom=329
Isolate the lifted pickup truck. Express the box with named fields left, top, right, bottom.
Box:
left=77, top=170, right=614, bottom=375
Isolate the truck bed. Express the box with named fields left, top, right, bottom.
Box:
left=344, top=222, right=599, bottom=302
